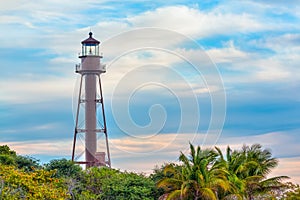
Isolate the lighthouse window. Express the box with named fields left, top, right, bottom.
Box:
left=82, top=44, right=99, bottom=56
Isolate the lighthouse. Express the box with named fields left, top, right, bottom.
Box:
left=72, top=32, right=111, bottom=168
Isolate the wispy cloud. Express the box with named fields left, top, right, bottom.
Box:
left=127, top=6, right=264, bottom=37
left=0, top=77, right=74, bottom=104
left=4, top=130, right=299, bottom=182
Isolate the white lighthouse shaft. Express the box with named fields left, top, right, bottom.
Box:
left=81, top=56, right=102, bottom=167
left=85, top=73, right=97, bottom=165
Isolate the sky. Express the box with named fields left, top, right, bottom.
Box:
left=1, top=0, right=300, bottom=183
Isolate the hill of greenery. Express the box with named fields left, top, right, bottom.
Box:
left=0, top=144, right=299, bottom=199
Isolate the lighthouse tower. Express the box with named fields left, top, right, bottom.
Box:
left=72, top=32, right=111, bottom=168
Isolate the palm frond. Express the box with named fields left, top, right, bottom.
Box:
left=157, top=177, right=183, bottom=191
left=199, top=188, right=217, bottom=200
left=166, top=190, right=181, bottom=200
left=215, top=146, right=224, bottom=161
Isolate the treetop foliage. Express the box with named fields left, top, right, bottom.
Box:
left=0, top=144, right=298, bottom=199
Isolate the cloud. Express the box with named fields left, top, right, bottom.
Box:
left=263, top=34, right=300, bottom=52
left=4, top=130, right=299, bottom=182
left=0, top=123, right=62, bottom=136
left=0, top=4, right=270, bottom=55
left=1, top=4, right=297, bottom=87
left=83, top=130, right=294, bottom=161
left=110, top=130, right=300, bottom=180
left=204, top=38, right=299, bottom=83
left=0, top=139, right=72, bottom=157
left=207, top=40, right=249, bottom=64
left=218, top=130, right=300, bottom=158
left=270, top=157, right=300, bottom=184
left=0, top=15, right=36, bottom=28
left=127, top=6, right=264, bottom=37
left=0, top=77, right=74, bottom=104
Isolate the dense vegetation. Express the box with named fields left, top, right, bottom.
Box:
left=0, top=144, right=299, bottom=199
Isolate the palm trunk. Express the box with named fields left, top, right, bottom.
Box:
left=248, top=193, right=254, bottom=200
left=194, top=190, right=199, bottom=200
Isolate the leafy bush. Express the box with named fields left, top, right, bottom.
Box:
left=0, top=165, right=70, bottom=199
left=73, top=167, right=159, bottom=199
left=44, top=158, right=82, bottom=178
left=0, top=145, right=41, bottom=171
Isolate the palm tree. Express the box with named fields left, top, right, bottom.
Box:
left=216, top=144, right=288, bottom=200
left=158, top=143, right=230, bottom=200
left=241, top=144, right=288, bottom=200
left=215, top=146, right=244, bottom=200
left=157, top=143, right=288, bottom=200
left=157, top=163, right=184, bottom=199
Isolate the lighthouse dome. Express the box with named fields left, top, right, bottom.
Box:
left=81, top=32, right=100, bottom=45
left=81, top=32, right=100, bottom=56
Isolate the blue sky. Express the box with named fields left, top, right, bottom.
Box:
left=1, top=0, right=300, bottom=182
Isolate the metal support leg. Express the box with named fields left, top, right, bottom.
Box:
left=72, top=75, right=83, bottom=162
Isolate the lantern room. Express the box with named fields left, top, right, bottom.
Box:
left=81, top=32, right=100, bottom=56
